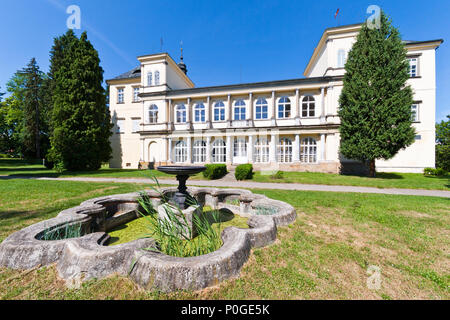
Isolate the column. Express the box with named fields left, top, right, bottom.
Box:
left=270, top=133, right=277, bottom=163
left=186, top=136, right=192, bottom=164
left=206, top=96, right=212, bottom=128
left=168, top=138, right=173, bottom=163
left=293, top=134, right=300, bottom=162
left=206, top=136, right=212, bottom=163
left=140, top=139, right=145, bottom=162
left=294, top=89, right=300, bottom=125
left=247, top=92, right=253, bottom=126
left=271, top=91, right=277, bottom=126
left=227, top=94, right=232, bottom=127
left=186, top=98, right=192, bottom=129
left=227, top=135, right=233, bottom=164
left=168, top=99, right=173, bottom=130
left=320, top=133, right=326, bottom=162
left=247, top=135, right=254, bottom=163
left=320, top=87, right=326, bottom=124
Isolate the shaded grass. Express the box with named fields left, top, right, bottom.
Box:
left=0, top=179, right=448, bottom=299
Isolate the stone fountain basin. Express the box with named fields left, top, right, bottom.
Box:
left=157, top=165, right=206, bottom=176
left=0, top=187, right=296, bottom=292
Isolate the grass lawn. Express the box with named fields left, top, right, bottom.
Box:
left=0, top=178, right=448, bottom=300
left=1, top=158, right=449, bottom=190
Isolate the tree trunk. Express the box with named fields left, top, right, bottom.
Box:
left=368, top=159, right=376, bottom=178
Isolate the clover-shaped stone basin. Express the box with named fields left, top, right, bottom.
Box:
left=0, top=187, right=296, bottom=292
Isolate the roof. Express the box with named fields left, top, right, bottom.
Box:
left=108, top=66, right=141, bottom=82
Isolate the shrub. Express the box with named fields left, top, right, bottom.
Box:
left=235, top=164, right=253, bottom=180
left=203, top=164, right=228, bottom=180
left=424, top=167, right=448, bottom=176
left=270, top=170, right=284, bottom=180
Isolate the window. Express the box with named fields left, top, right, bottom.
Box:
left=408, top=57, right=418, bottom=77
left=212, top=139, right=226, bottom=163
left=214, top=101, right=226, bottom=121
left=132, top=118, right=141, bottom=133
left=234, top=99, right=246, bottom=120
left=254, top=138, right=269, bottom=163
left=411, top=104, right=419, bottom=122
left=147, top=72, right=153, bottom=86
left=155, top=71, right=160, bottom=85
left=193, top=140, right=207, bottom=163
left=149, top=105, right=158, bottom=123
left=278, top=97, right=291, bottom=119
left=116, top=119, right=125, bottom=134
left=176, top=104, right=187, bottom=123
left=133, top=87, right=140, bottom=102
left=300, top=138, right=317, bottom=163
left=194, top=103, right=206, bottom=122
left=337, top=49, right=346, bottom=68
left=255, top=98, right=268, bottom=120
left=117, top=88, right=124, bottom=104
left=277, top=138, right=292, bottom=163
left=301, top=96, right=315, bottom=117
left=174, top=141, right=188, bottom=163
left=233, top=138, right=247, bottom=157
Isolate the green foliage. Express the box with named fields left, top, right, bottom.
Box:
left=423, top=167, right=448, bottom=177
left=338, top=11, right=415, bottom=177
left=48, top=30, right=112, bottom=171
left=39, top=222, right=82, bottom=241
left=254, top=205, right=278, bottom=216
left=235, top=164, right=253, bottom=180
left=270, top=170, right=284, bottom=180
left=435, top=115, right=450, bottom=171
left=203, top=164, right=228, bottom=179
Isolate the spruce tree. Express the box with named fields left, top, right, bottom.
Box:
left=338, top=11, right=415, bottom=177
left=48, top=30, right=112, bottom=171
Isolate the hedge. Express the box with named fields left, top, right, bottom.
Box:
left=235, top=164, right=253, bottom=180
left=203, top=164, right=228, bottom=180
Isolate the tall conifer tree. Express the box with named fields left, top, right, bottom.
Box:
left=338, top=12, right=415, bottom=177
left=49, top=30, right=112, bottom=170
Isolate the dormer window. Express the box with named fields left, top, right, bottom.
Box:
left=407, top=57, right=419, bottom=77
left=337, top=49, right=346, bottom=68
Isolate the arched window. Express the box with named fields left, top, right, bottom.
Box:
left=193, top=140, right=207, bottom=163
left=212, top=139, right=226, bottom=163
left=337, top=49, right=346, bottom=68
left=154, top=71, right=160, bottom=85
left=234, top=138, right=247, bottom=157
left=194, top=103, right=206, bottom=122
left=174, top=141, right=188, bottom=163
left=254, top=138, right=269, bottom=163
left=148, top=104, right=158, bottom=123
left=214, top=101, right=225, bottom=121
left=300, top=138, right=317, bottom=163
left=301, top=96, right=315, bottom=118
left=234, top=99, right=246, bottom=120
left=278, top=96, right=291, bottom=119
left=176, top=104, right=186, bottom=123
left=255, top=98, right=268, bottom=120
left=277, top=138, right=292, bottom=163
left=147, top=72, right=153, bottom=86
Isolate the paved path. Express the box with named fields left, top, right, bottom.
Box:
left=28, top=176, right=450, bottom=198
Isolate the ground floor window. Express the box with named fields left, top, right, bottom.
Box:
left=300, top=137, right=317, bottom=163
left=233, top=138, right=247, bottom=157
left=254, top=138, right=269, bottom=163
left=277, top=138, right=292, bottom=163
left=174, top=140, right=188, bottom=163
left=193, top=140, right=207, bottom=163
left=212, top=139, right=226, bottom=163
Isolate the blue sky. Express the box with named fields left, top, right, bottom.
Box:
left=0, top=0, right=448, bottom=121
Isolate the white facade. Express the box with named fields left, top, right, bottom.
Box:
left=107, top=24, right=443, bottom=173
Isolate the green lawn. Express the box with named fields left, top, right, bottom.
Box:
left=0, top=159, right=448, bottom=190
left=0, top=178, right=448, bottom=299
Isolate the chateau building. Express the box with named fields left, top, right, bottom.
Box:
left=106, top=23, right=443, bottom=173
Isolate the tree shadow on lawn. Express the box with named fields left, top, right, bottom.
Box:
left=341, top=172, right=405, bottom=179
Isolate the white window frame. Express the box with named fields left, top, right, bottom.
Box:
left=277, top=96, right=291, bottom=119
left=147, top=72, right=153, bottom=86
left=194, top=103, right=206, bottom=123
left=301, top=96, right=315, bottom=118
left=277, top=138, right=293, bottom=163
left=193, top=140, right=207, bottom=163
left=133, top=87, right=140, bottom=102
left=233, top=138, right=247, bottom=157
left=254, top=138, right=269, bottom=163
left=175, top=104, right=187, bottom=123
left=212, top=139, right=226, bottom=163
left=300, top=137, right=317, bottom=163
left=337, top=49, right=346, bottom=68
left=154, top=71, right=160, bottom=85
left=408, top=57, right=419, bottom=78
left=255, top=98, right=269, bottom=120
left=411, top=103, right=420, bottom=122
left=174, top=141, right=188, bottom=163
left=117, top=88, right=124, bottom=104
left=149, top=104, right=158, bottom=124
left=214, top=101, right=226, bottom=121
left=234, top=99, right=246, bottom=121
